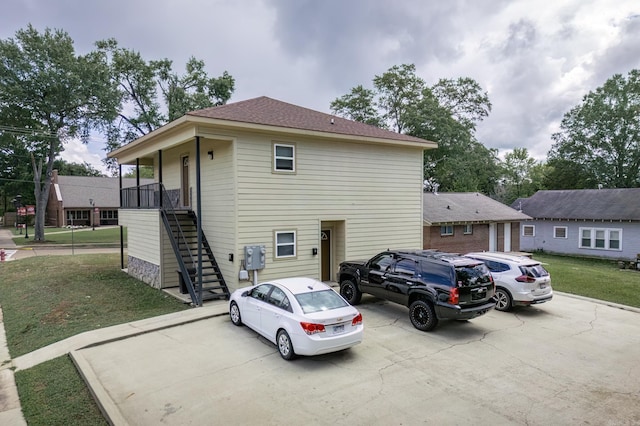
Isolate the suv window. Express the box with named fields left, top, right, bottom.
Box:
left=520, top=264, right=549, bottom=278
left=393, top=258, right=417, bottom=276
left=455, top=264, right=493, bottom=286
left=419, top=261, right=453, bottom=287
left=483, top=260, right=510, bottom=273
left=369, top=253, right=394, bottom=271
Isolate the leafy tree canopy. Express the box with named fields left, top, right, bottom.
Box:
left=549, top=69, right=640, bottom=188
left=0, top=25, right=119, bottom=240
left=52, top=159, right=105, bottom=176
left=96, top=39, right=236, bottom=170
left=330, top=63, right=496, bottom=192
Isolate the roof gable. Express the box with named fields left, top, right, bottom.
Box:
left=513, top=189, right=640, bottom=220
left=423, top=192, right=530, bottom=224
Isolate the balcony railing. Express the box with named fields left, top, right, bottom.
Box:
left=121, top=183, right=180, bottom=209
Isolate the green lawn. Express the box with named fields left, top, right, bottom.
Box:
left=11, top=226, right=126, bottom=246
left=533, top=253, right=640, bottom=308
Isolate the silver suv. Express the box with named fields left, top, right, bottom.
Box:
left=464, top=252, right=552, bottom=312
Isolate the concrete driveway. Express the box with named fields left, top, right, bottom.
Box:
left=72, top=293, right=640, bottom=425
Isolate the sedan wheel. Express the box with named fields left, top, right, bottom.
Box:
left=277, top=329, right=296, bottom=360
left=409, top=300, right=438, bottom=332
left=229, top=301, right=242, bottom=326
left=495, top=288, right=513, bottom=312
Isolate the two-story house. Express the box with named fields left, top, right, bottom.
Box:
left=108, top=96, right=436, bottom=305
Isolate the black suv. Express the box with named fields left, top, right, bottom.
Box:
left=337, top=250, right=496, bottom=331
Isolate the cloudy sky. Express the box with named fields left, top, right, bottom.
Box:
left=2, top=0, right=639, bottom=173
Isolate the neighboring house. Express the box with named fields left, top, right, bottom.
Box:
left=107, top=96, right=436, bottom=304
left=513, top=188, right=640, bottom=260
left=46, top=169, right=153, bottom=227
left=423, top=191, right=531, bottom=253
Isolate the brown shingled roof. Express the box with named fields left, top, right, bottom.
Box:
left=187, top=96, right=433, bottom=145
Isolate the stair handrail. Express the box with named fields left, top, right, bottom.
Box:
left=158, top=183, right=200, bottom=305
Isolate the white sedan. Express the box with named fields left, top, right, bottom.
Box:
left=229, top=277, right=363, bottom=360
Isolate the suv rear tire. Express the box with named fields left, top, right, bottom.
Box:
left=409, top=300, right=438, bottom=331
left=495, top=288, right=513, bottom=312
left=340, top=280, right=362, bottom=305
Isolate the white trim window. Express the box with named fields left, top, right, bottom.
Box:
left=463, top=224, right=473, bottom=235
left=553, top=226, right=567, bottom=239
left=273, top=143, right=295, bottom=172
left=440, top=225, right=453, bottom=236
left=523, top=225, right=535, bottom=237
left=579, top=227, right=622, bottom=251
left=275, top=230, right=296, bottom=258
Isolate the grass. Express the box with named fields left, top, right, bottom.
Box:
left=0, top=253, right=188, bottom=425
left=533, top=253, right=640, bottom=308
left=14, top=356, right=108, bottom=426
left=11, top=226, right=126, bottom=246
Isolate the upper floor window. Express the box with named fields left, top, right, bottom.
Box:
left=523, top=225, right=535, bottom=237
left=554, top=226, right=567, bottom=239
left=440, top=225, right=454, bottom=236
left=273, top=143, right=295, bottom=172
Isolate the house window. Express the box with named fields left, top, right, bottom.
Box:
left=579, top=227, right=622, bottom=251
left=66, top=210, right=89, bottom=222
left=523, top=225, right=535, bottom=237
left=463, top=224, right=473, bottom=235
left=553, top=226, right=567, bottom=239
left=440, top=225, right=453, bottom=236
left=273, top=143, right=295, bottom=172
left=275, top=231, right=296, bottom=258
left=100, top=210, right=118, bottom=220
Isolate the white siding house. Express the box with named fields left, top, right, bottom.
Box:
left=108, top=97, right=436, bottom=303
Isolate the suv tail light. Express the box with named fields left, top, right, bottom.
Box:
left=300, top=322, right=326, bottom=335
left=448, top=287, right=459, bottom=305
left=352, top=313, right=363, bottom=326
left=515, top=275, right=536, bottom=283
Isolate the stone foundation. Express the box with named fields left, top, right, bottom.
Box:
left=127, top=256, right=161, bottom=289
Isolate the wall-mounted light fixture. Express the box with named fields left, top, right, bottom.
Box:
left=312, top=248, right=318, bottom=256
left=228, top=253, right=234, bottom=262
left=207, top=150, right=214, bottom=160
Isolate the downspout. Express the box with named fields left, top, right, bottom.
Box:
left=119, top=164, right=124, bottom=270
left=158, top=150, right=163, bottom=207
left=195, top=136, right=203, bottom=307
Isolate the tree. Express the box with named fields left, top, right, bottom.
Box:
left=96, top=40, right=235, bottom=170
left=330, top=85, right=384, bottom=127
left=52, top=159, right=105, bottom=176
left=494, top=147, right=545, bottom=204
left=330, top=63, right=497, bottom=192
left=549, top=69, right=640, bottom=188
left=0, top=25, right=119, bottom=241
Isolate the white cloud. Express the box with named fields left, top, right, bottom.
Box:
left=59, top=139, right=109, bottom=175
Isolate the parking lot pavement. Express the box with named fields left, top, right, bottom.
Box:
left=73, top=293, right=640, bottom=426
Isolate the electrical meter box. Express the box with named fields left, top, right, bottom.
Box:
left=244, top=245, right=266, bottom=270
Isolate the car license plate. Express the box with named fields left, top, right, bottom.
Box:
left=333, top=324, right=345, bottom=334
left=540, top=283, right=547, bottom=289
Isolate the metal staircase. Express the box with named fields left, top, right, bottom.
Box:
left=160, top=199, right=229, bottom=306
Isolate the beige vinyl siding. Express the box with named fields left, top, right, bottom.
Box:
left=236, top=134, right=423, bottom=281
left=199, top=139, right=237, bottom=289
left=119, top=209, right=161, bottom=265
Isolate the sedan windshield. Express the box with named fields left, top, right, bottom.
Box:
left=295, top=290, right=348, bottom=314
